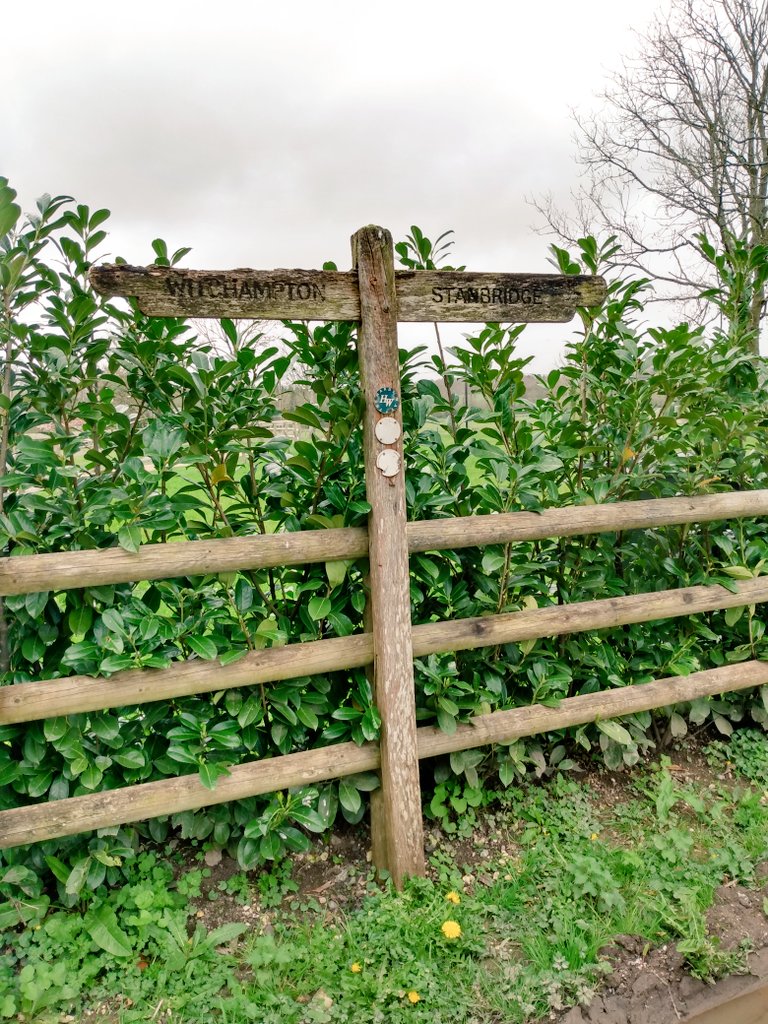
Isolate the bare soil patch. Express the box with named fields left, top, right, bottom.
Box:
left=549, top=880, right=768, bottom=1024
left=547, top=741, right=768, bottom=1024
left=160, top=740, right=768, bottom=1023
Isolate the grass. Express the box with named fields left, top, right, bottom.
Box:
left=2, top=733, right=768, bottom=1022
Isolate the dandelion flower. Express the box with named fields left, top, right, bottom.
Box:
left=445, top=891, right=461, bottom=905
left=350, top=962, right=362, bottom=973
left=441, top=920, right=462, bottom=940
left=590, top=833, right=599, bottom=841
left=407, top=991, right=420, bottom=1003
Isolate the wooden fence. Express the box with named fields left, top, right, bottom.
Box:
left=2, top=225, right=767, bottom=887
left=2, top=489, right=768, bottom=884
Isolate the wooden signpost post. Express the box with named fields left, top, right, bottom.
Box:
left=91, top=227, right=606, bottom=887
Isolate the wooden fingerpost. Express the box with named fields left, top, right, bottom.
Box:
left=351, top=225, right=425, bottom=886
left=89, top=227, right=608, bottom=881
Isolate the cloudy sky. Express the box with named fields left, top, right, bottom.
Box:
left=3, top=0, right=665, bottom=367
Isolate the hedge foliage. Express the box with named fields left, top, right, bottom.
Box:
left=1, top=185, right=767, bottom=905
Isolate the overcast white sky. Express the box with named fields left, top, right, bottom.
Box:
left=3, top=0, right=666, bottom=368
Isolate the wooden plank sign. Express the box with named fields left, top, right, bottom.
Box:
left=90, top=265, right=606, bottom=323
left=91, top=266, right=360, bottom=320
left=397, top=271, right=605, bottom=322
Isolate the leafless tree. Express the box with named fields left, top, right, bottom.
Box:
left=536, top=0, right=768, bottom=351
left=190, top=317, right=306, bottom=408
left=191, top=316, right=274, bottom=357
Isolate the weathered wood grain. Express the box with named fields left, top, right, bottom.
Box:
left=89, top=265, right=361, bottom=320
left=416, top=660, right=768, bottom=759
left=89, top=264, right=606, bottom=323
left=2, top=660, right=765, bottom=849
left=0, top=529, right=370, bottom=596
left=363, top=573, right=388, bottom=876
left=352, top=225, right=425, bottom=884
left=3, top=491, right=766, bottom=597
left=679, top=976, right=768, bottom=1024
left=395, top=271, right=606, bottom=322
left=0, top=634, right=374, bottom=724
left=411, top=576, right=768, bottom=658
left=0, top=739, right=380, bottom=849
left=407, top=489, right=768, bottom=552
left=3, top=577, right=766, bottom=726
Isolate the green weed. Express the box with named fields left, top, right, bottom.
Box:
left=7, top=749, right=767, bottom=1021
left=706, top=729, right=768, bottom=786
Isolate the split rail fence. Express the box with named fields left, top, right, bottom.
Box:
left=1, top=226, right=767, bottom=887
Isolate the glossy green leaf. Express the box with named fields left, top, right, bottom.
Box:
left=117, top=525, right=141, bottom=553
left=187, top=636, right=218, bottom=660
left=87, top=905, right=133, bottom=958
left=596, top=720, right=633, bottom=746
left=308, top=596, right=331, bottom=621
left=338, top=779, right=362, bottom=815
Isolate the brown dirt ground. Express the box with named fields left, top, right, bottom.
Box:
left=189, top=846, right=768, bottom=1024
left=549, top=890, right=768, bottom=1024
left=83, top=739, right=768, bottom=1023
left=185, top=743, right=768, bottom=1024
left=549, top=745, right=768, bottom=1024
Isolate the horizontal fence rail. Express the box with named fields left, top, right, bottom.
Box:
left=3, top=489, right=768, bottom=861
left=1, top=490, right=766, bottom=596
left=2, top=660, right=767, bottom=849
left=2, top=576, right=768, bottom=725
left=7, top=233, right=764, bottom=881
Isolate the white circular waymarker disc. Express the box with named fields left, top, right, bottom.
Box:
left=374, top=417, right=401, bottom=444
left=376, top=449, right=401, bottom=477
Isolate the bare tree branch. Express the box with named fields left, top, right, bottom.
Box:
left=533, top=0, right=768, bottom=351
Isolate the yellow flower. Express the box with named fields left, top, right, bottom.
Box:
left=350, top=962, right=362, bottom=973
left=407, top=991, right=420, bottom=1004
left=590, top=833, right=599, bottom=841
left=441, top=920, right=462, bottom=940
left=445, top=891, right=461, bottom=905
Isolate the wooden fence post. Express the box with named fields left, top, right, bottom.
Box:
left=351, top=225, right=425, bottom=885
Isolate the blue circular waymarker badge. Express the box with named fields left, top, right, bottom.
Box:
left=374, top=387, right=400, bottom=414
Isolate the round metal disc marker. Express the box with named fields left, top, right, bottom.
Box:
left=376, top=449, right=401, bottom=477
left=374, top=387, right=400, bottom=414
left=374, top=417, right=401, bottom=445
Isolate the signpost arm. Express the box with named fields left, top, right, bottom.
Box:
left=351, top=225, right=425, bottom=886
